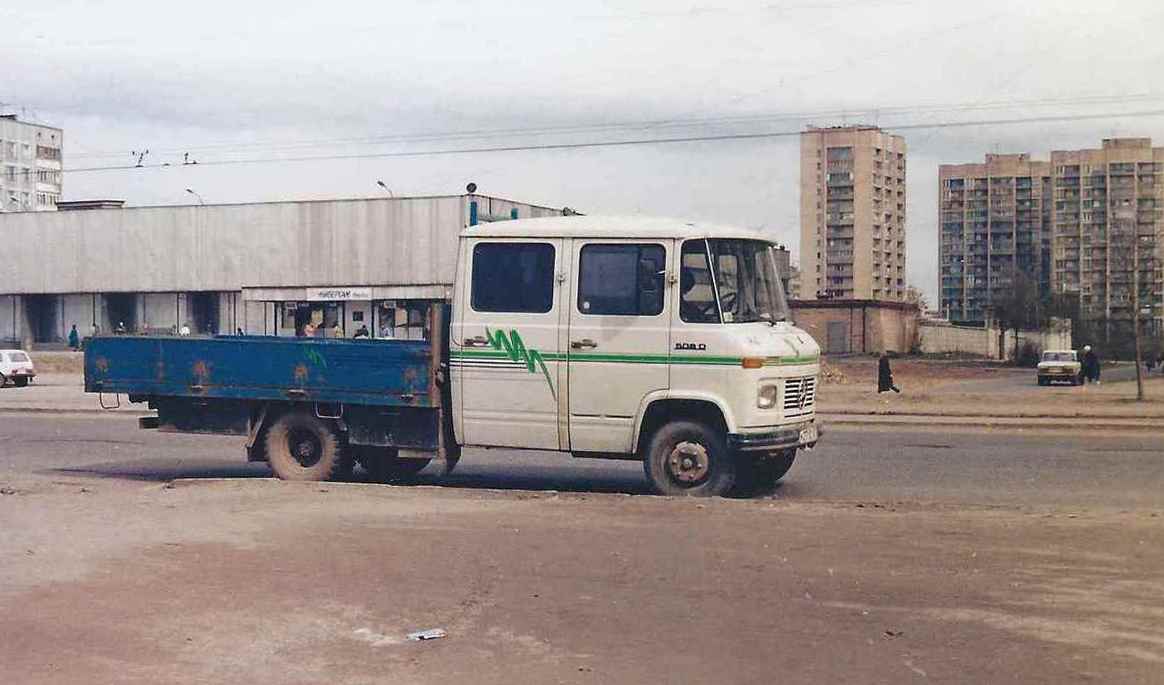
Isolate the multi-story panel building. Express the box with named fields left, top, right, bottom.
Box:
left=1051, top=138, right=1163, bottom=335
left=799, top=125, right=907, bottom=301
left=938, top=154, right=1052, bottom=322
left=0, top=113, right=64, bottom=212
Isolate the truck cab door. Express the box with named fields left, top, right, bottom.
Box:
left=451, top=237, right=564, bottom=450
left=567, top=239, right=671, bottom=453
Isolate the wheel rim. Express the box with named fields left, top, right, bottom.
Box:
left=287, top=427, right=323, bottom=467
left=667, top=441, right=711, bottom=485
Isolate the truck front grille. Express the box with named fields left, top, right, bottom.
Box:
left=782, top=376, right=817, bottom=418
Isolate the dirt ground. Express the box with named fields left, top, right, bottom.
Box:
left=1, top=476, right=1161, bottom=684
left=820, top=356, right=1164, bottom=417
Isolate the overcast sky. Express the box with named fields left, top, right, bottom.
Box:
left=4, top=0, right=1164, bottom=303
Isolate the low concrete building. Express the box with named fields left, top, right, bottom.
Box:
left=790, top=298, right=919, bottom=355
left=0, top=194, right=564, bottom=347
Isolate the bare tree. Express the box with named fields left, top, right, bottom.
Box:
left=992, top=271, right=1040, bottom=362
left=904, top=286, right=929, bottom=312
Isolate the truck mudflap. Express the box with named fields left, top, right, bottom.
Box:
left=728, top=420, right=822, bottom=452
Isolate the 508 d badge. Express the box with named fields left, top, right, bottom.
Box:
left=674, top=342, right=707, bottom=351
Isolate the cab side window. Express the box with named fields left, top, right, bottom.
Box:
left=471, top=242, right=556, bottom=313
left=577, top=243, right=665, bottom=316
left=680, top=240, right=720, bottom=323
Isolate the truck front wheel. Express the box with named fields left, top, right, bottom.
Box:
left=265, top=412, right=352, bottom=481
left=643, top=420, right=735, bottom=497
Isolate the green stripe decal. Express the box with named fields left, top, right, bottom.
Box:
left=449, top=349, right=819, bottom=366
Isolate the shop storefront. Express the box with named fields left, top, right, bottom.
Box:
left=242, top=286, right=447, bottom=340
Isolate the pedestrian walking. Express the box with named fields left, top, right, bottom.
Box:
left=877, top=352, right=901, bottom=394
left=1082, top=345, right=1101, bottom=384
left=67, top=324, right=79, bottom=350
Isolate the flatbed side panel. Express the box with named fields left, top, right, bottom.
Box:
left=84, top=335, right=434, bottom=408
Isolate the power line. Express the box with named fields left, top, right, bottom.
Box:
left=63, top=108, right=1164, bottom=174
left=65, top=92, right=1164, bottom=161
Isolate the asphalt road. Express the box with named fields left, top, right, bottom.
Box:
left=3, top=415, right=1161, bottom=508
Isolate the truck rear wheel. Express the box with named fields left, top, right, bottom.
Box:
left=643, top=420, right=735, bottom=497
left=355, top=447, right=431, bottom=483
left=265, top=412, right=352, bottom=481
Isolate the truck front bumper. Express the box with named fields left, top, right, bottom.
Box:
left=728, top=420, right=822, bottom=453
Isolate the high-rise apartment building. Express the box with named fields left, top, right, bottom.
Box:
left=1051, top=138, right=1163, bottom=334
left=799, top=125, right=907, bottom=301
left=938, top=154, right=1052, bottom=322
left=0, top=113, right=63, bottom=212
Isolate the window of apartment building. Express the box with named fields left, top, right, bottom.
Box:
left=826, top=147, right=852, bottom=161
left=5, top=142, right=15, bottom=159
left=36, top=146, right=61, bottom=161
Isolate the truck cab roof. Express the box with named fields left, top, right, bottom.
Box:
left=462, top=215, right=773, bottom=242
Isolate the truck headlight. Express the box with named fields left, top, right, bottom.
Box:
left=757, top=384, right=778, bottom=409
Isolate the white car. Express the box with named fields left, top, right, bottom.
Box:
left=1037, top=349, right=1083, bottom=386
left=0, top=349, right=36, bottom=387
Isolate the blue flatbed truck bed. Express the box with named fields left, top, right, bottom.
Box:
left=84, top=331, right=456, bottom=479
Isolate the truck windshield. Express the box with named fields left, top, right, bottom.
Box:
left=706, top=239, right=790, bottom=324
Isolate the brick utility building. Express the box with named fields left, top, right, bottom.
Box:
left=938, top=154, right=1053, bottom=323
left=790, top=298, right=919, bottom=355
left=0, top=113, right=63, bottom=212
left=799, top=125, right=907, bottom=302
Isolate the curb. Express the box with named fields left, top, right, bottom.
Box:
left=822, top=415, right=1163, bottom=432
left=0, top=407, right=150, bottom=417
left=820, top=409, right=1164, bottom=421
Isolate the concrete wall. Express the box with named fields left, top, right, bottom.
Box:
left=919, top=317, right=1073, bottom=359
left=0, top=295, right=23, bottom=343
left=0, top=194, right=561, bottom=295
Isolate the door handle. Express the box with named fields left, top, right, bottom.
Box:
left=463, top=336, right=489, bottom=347
left=571, top=338, right=598, bottom=350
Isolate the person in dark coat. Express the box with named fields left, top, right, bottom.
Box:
left=67, top=324, right=79, bottom=350
left=877, top=352, right=901, bottom=393
left=1082, top=345, right=1100, bottom=384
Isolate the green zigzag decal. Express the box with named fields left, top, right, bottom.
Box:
left=484, top=328, right=557, bottom=400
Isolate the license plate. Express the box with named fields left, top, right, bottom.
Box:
left=798, top=424, right=818, bottom=444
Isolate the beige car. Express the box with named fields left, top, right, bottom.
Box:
left=1037, top=350, right=1083, bottom=386
left=0, top=349, right=36, bottom=387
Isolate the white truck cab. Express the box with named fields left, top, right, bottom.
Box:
left=449, top=216, right=822, bottom=496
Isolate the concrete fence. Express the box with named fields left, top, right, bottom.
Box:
left=919, top=317, right=1073, bottom=360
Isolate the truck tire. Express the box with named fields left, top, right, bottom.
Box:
left=355, top=447, right=431, bottom=483
left=1038, top=377, right=1048, bottom=386
left=0, top=373, right=6, bottom=388
left=733, top=449, right=796, bottom=497
left=643, top=420, right=735, bottom=497
left=13, top=377, right=28, bottom=387
left=265, top=412, right=352, bottom=481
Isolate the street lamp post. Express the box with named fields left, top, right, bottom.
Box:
left=185, top=188, right=205, bottom=205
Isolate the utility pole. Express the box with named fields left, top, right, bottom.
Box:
left=1132, top=231, right=1144, bottom=401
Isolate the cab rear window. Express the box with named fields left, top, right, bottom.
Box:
left=471, top=242, right=556, bottom=313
